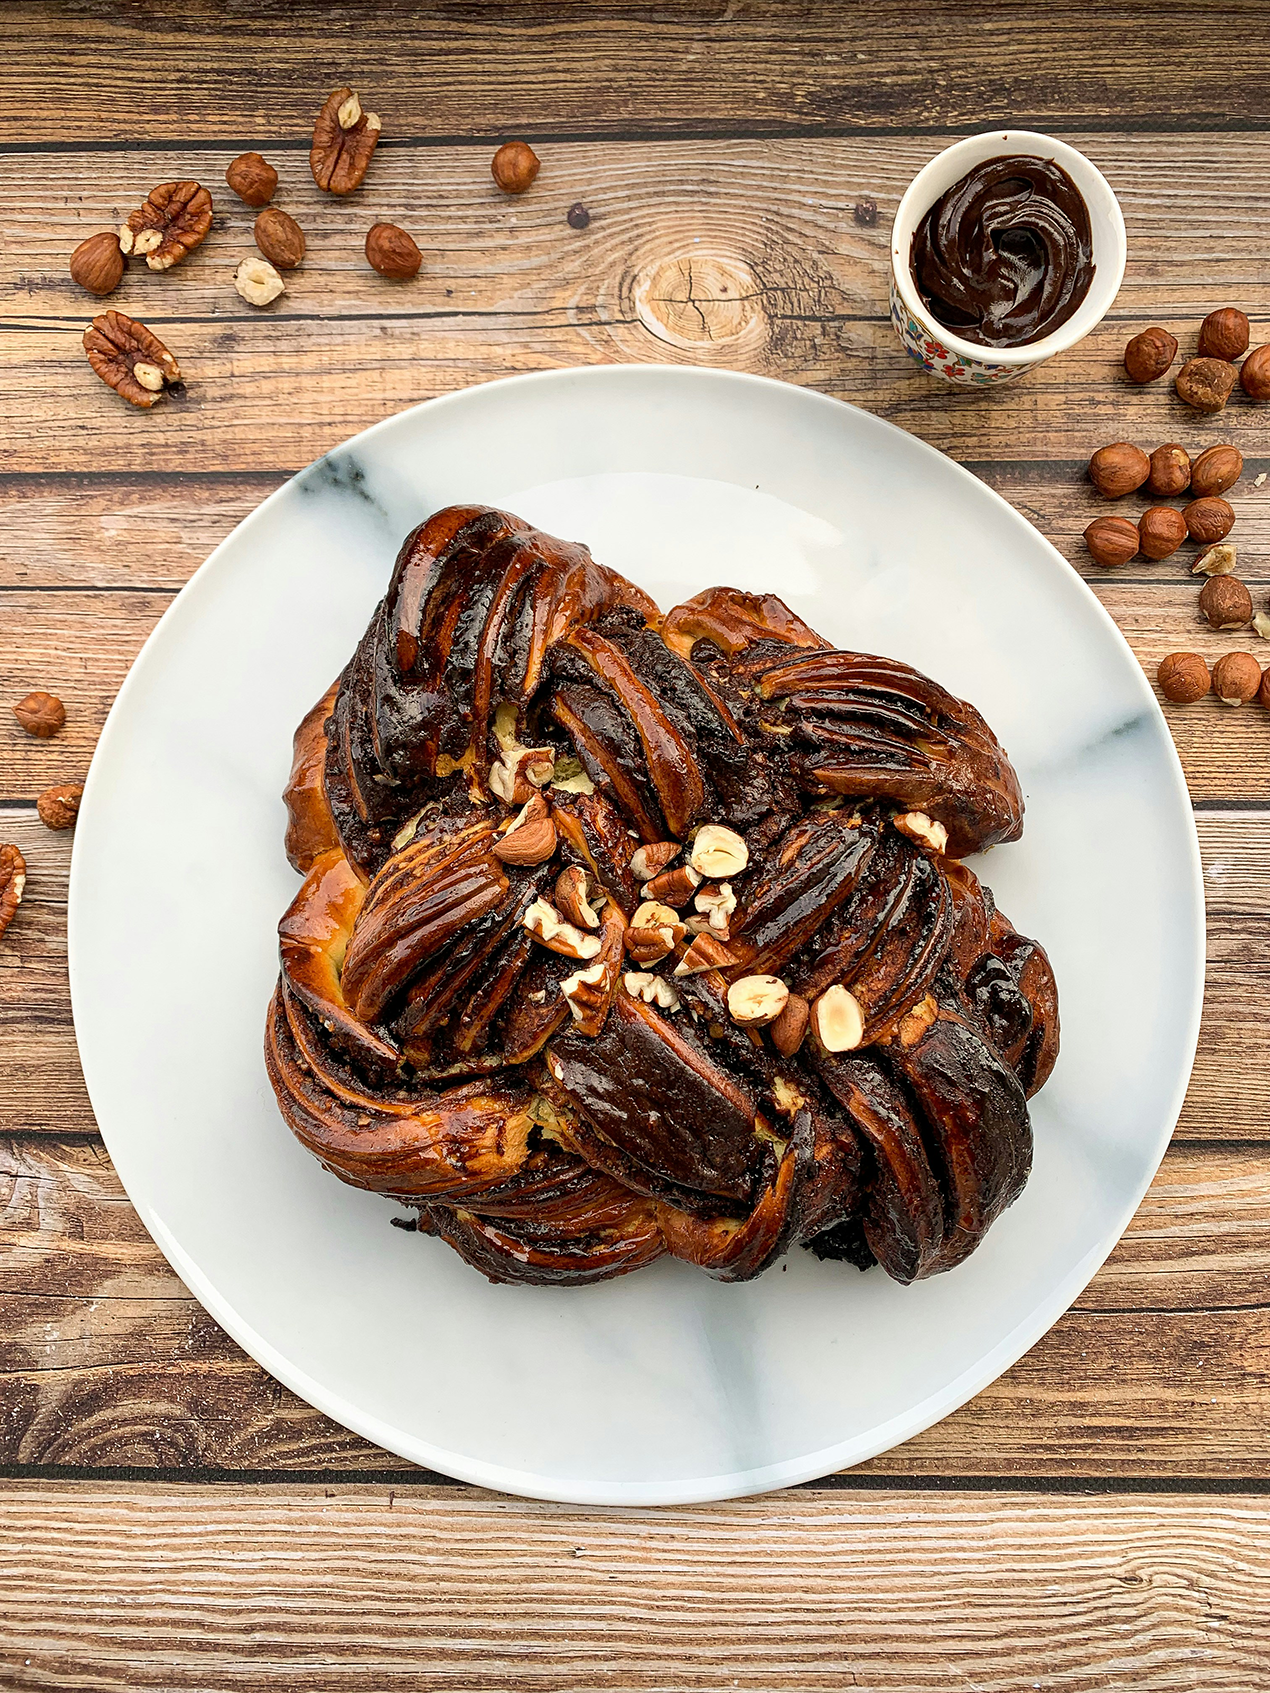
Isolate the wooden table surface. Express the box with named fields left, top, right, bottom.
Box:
left=3, top=3, right=1269, bottom=1686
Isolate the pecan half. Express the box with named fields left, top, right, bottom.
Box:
left=0, top=844, right=26, bottom=941
left=83, top=311, right=181, bottom=408
left=310, top=87, right=381, bottom=194
left=119, top=181, right=213, bottom=271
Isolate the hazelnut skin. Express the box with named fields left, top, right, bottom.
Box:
left=1157, top=652, right=1211, bottom=703
left=1084, top=515, right=1140, bottom=567
left=1088, top=442, right=1150, bottom=497
left=1190, top=444, right=1243, bottom=498
left=1184, top=496, right=1235, bottom=545
left=491, top=141, right=540, bottom=193
left=1123, top=327, right=1177, bottom=384
left=1138, top=506, right=1188, bottom=561
left=1198, top=574, right=1252, bottom=630
left=1175, top=357, right=1237, bottom=413
left=225, top=152, right=277, bottom=207
left=1198, top=308, right=1250, bottom=362
left=1212, top=651, right=1263, bottom=705
left=1147, top=444, right=1191, bottom=498
left=69, top=231, right=125, bottom=297
left=1240, top=344, right=1270, bottom=401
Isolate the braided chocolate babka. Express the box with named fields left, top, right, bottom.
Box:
left=266, top=505, right=1058, bottom=1287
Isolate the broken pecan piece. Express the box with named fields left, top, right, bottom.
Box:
left=83, top=311, right=181, bottom=408
left=310, top=86, right=381, bottom=193
left=0, top=844, right=26, bottom=941
left=119, top=181, right=213, bottom=270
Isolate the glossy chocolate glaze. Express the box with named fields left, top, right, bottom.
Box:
left=270, top=507, right=1060, bottom=1288
left=910, top=155, right=1095, bottom=348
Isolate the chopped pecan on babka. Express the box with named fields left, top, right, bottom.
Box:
left=266, top=505, right=1057, bottom=1287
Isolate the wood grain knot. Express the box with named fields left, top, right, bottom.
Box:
left=632, top=249, right=768, bottom=356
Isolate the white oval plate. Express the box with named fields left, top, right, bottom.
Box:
left=68, top=366, right=1203, bottom=1505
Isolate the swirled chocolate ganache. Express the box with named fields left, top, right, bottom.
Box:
left=910, top=155, right=1095, bottom=348
left=267, top=506, right=1059, bottom=1288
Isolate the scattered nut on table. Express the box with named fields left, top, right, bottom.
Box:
left=1190, top=444, right=1242, bottom=497
left=1157, top=652, right=1211, bottom=703
left=310, top=86, right=380, bottom=193
left=1123, top=327, right=1177, bottom=384
left=490, top=141, right=540, bottom=193
left=225, top=152, right=277, bottom=206
left=13, top=691, right=65, bottom=737
left=234, top=256, right=285, bottom=306
left=254, top=207, right=306, bottom=269
left=1199, top=574, right=1252, bottom=631
left=1084, top=514, right=1139, bottom=567
left=0, top=844, right=26, bottom=942
left=1212, top=651, right=1263, bottom=705
left=37, top=782, right=83, bottom=830
left=365, top=222, right=422, bottom=279
left=1088, top=442, right=1149, bottom=497
left=566, top=201, right=591, bottom=230
left=1184, top=497, right=1235, bottom=544
left=119, top=180, right=213, bottom=271
left=69, top=231, right=125, bottom=297
left=1197, top=308, right=1250, bottom=362
left=1239, top=344, right=1270, bottom=401
left=1147, top=444, right=1190, bottom=497
left=1137, top=506, right=1187, bottom=561
left=83, top=310, right=181, bottom=407
left=1175, top=356, right=1237, bottom=413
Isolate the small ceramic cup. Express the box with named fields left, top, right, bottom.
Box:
left=889, top=129, right=1126, bottom=387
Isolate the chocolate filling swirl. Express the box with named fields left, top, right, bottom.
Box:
left=910, top=155, right=1095, bottom=349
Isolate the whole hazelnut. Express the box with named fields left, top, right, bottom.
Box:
left=365, top=222, right=422, bottom=279
left=1239, top=344, right=1270, bottom=401
left=13, top=691, right=66, bottom=737
left=1084, top=515, right=1140, bottom=567
left=1260, top=668, right=1270, bottom=711
left=1198, top=574, right=1253, bottom=630
left=69, top=231, right=125, bottom=297
left=1137, top=506, right=1187, bottom=561
left=254, top=207, right=306, bottom=270
left=1157, top=652, right=1210, bottom=703
left=1088, top=442, right=1150, bottom=498
left=225, top=152, right=277, bottom=207
left=37, top=782, right=83, bottom=830
left=1175, top=357, right=1237, bottom=413
left=1147, top=444, right=1191, bottom=498
left=1198, top=308, right=1250, bottom=362
left=491, top=141, right=540, bottom=194
left=1184, top=496, right=1235, bottom=545
left=1190, top=444, right=1243, bottom=498
left=1123, top=326, right=1177, bottom=384
left=1212, top=651, right=1263, bottom=705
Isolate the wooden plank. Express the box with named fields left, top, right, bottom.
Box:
left=8, top=0, right=1270, bottom=138
left=2, top=800, right=1268, bottom=1142
left=1, top=1136, right=1266, bottom=1479
left=15, top=137, right=1270, bottom=324
left=0, top=1481, right=1266, bottom=1690
left=6, top=585, right=1269, bottom=808
left=8, top=133, right=1270, bottom=475
left=6, top=464, right=1270, bottom=594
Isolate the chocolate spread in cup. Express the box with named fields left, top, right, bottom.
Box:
left=910, top=155, right=1095, bottom=348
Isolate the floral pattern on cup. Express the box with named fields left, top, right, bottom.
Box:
left=888, top=280, right=1024, bottom=386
